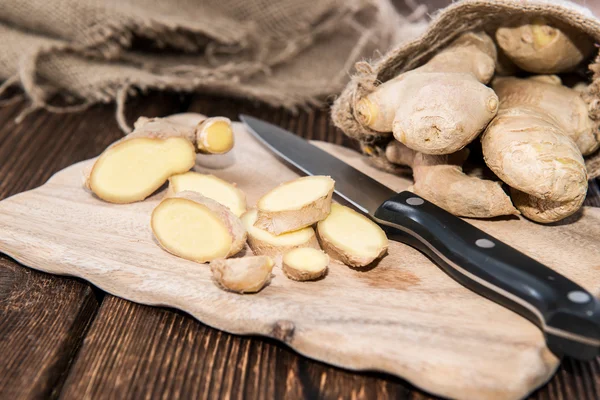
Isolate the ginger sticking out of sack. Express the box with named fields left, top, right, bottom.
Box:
left=386, top=141, right=518, bottom=218
left=482, top=77, right=589, bottom=223
left=355, top=31, right=499, bottom=155
left=496, top=17, right=594, bottom=74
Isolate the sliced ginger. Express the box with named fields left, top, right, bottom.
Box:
left=317, top=204, right=388, bottom=267
left=167, top=172, right=247, bottom=216
left=282, top=247, right=329, bottom=281
left=196, top=117, right=235, bottom=154
left=255, top=176, right=335, bottom=235
left=152, top=192, right=246, bottom=263
left=210, top=256, right=274, bottom=294
left=241, top=209, right=320, bottom=257
left=87, top=136, right=195, bottom=204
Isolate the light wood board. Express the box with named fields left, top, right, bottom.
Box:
left=1, top=123, right=599, bottom=400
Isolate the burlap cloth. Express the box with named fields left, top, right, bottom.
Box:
left=0, top=0, right=428, bottom=132
left=331, top=0, right=600, bottom=179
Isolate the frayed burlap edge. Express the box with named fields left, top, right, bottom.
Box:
left=331, top=0, right=600, bottom=179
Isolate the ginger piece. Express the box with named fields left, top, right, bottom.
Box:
left=151, top=192, right=246, bottom=263
left=510, top=188, right=585, bottom=224
left=385, top=141, right=518, bottom=218
left=210, top=256, right=274, bottom=294
left=355, top=31, right=499, bottom=155
left=241, top=209, right=320, bottom=257
left=496, top=17, right=594, bottom=74
left=282, top=247, right=329, bottom=281
left=483, top=77, right=589, bottom=206
left=316, top=204, right=388, bottom=267
left=167, top=172, right=247, bottom=217
left=85, top=125, right=196, bottom=203
left=255, top=176, right=335, bottom=235
left=493, top=76, right=599, bottom=155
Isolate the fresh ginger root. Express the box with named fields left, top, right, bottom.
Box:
left=282, top=247, right=329, bottom=281
left=167, top=172, right=247, bottom=217
left=386, top=141, right=518, bottom=218
left=137, top=115, right=234, bottom=155
left=355, top=32, right=499, bottom=155
left=255, top=176, right=335, bottom=235
left=482, top=77, right=589, bottom=223
left=496, top=17, right=594, bottom=74
left=85, top=121, right=197, bottom=204
left=151, top=191, right=246, bottom=263
left=241, top=209, right=320, bottom=257
left=317, top=204, right=388, bottom=267
left=210, top=256, right=274, bottom=294
left=493, top=76, right=599, bottom=155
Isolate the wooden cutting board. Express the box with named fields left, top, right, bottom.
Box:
left=1, top=122, right=599, bottom=400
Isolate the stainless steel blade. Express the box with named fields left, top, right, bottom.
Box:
left=240, top=115, right=396, bottom=215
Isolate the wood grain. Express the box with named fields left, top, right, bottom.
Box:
left=0, top=94, right=185, bottom=399
left=2, top=117, right=600, bottom=399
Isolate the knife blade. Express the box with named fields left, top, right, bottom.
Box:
left=240, top=114, right=600, bottom=361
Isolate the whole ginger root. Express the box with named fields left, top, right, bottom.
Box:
left=496, top=17, right=594, bottom=74
left=482, top=77, right=590, bottom=223
left=385, top=141, right=518, bottom=218
left=355, top=32, right=499, bottom=155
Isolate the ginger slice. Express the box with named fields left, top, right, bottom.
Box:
left=87, top=136, right=195, bottom=204
left=210, top=256, right=274, bottom=294
left=196, top=117, right=235, bottom=154
left=255, top=176, right=335, bottom=235
left=241, top=209, right=320, bottom=257
left=167, top=172, right=247, bottom=216
left=151, top=192, right=246, bottom=263
left=317, top=204, right=388, bottom=267
left=282, top=247, right=329, bottom=281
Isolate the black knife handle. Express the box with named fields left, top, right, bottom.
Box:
left=373, top=191, right=600, bottom=360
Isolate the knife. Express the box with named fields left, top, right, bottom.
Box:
left=240, top=114, right=600, bottom=361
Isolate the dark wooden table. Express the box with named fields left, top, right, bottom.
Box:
left=1, top=92, right=600, bottom=400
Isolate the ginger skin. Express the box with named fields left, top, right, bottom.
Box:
left=385, top=141, right=518, bottom=218
left=482, top=77, right=589, bottom=223
left=210, top=256, right=274, bottom=294
left=355, top=31, right=499, bottom=155
left=496, top=17, right=594, bottom=74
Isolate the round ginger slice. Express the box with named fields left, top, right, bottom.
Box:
left=210, top=256, right=274, bottom=294
left=282, top=247, right=329, bottom=281
left=317, top=203, right=388, bottom=267
left=152, top=192, right=246, bottom=263
left=241, top=209, right=320, bottom=257
left=196, top=117, right=234, bottom=154
left=255, top=176, right=335, bottom=235
left=89, top=137, right=196, bottom=203
left=167, top=172, right=247, bottom=216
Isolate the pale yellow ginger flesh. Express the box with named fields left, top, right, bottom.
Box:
left=167, top=172, right=247, bottom=216
left=355, top=32, right=499, bottom=155
left=196, top=117, right=235, bottom=154
left=496, top=17, right=594, bottom=74
left=493, top=76, right=599, bottom=156
left=255, top=176, right=335, bottom=235
left=88, top=137, right=195, bottom=203
left=317, top=204, right=388, bottom=267
left=385, top=141, right=518, bottom=218
left=282, top=247, right=329, bottom=281
left=152, top=192, right=246, bottom=263
left=241, top=209, right=320, bottom=257
left=210, top=256, right=274, bottom=294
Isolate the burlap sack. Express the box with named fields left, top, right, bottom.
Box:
left=0, top=0, right=427, bottom=131
left=331, top=0, right=600, bottom=179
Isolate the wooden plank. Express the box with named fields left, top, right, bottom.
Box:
left=57, top=96, right=600, bottom=399
left=0, top=94, right=185, bottom=399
